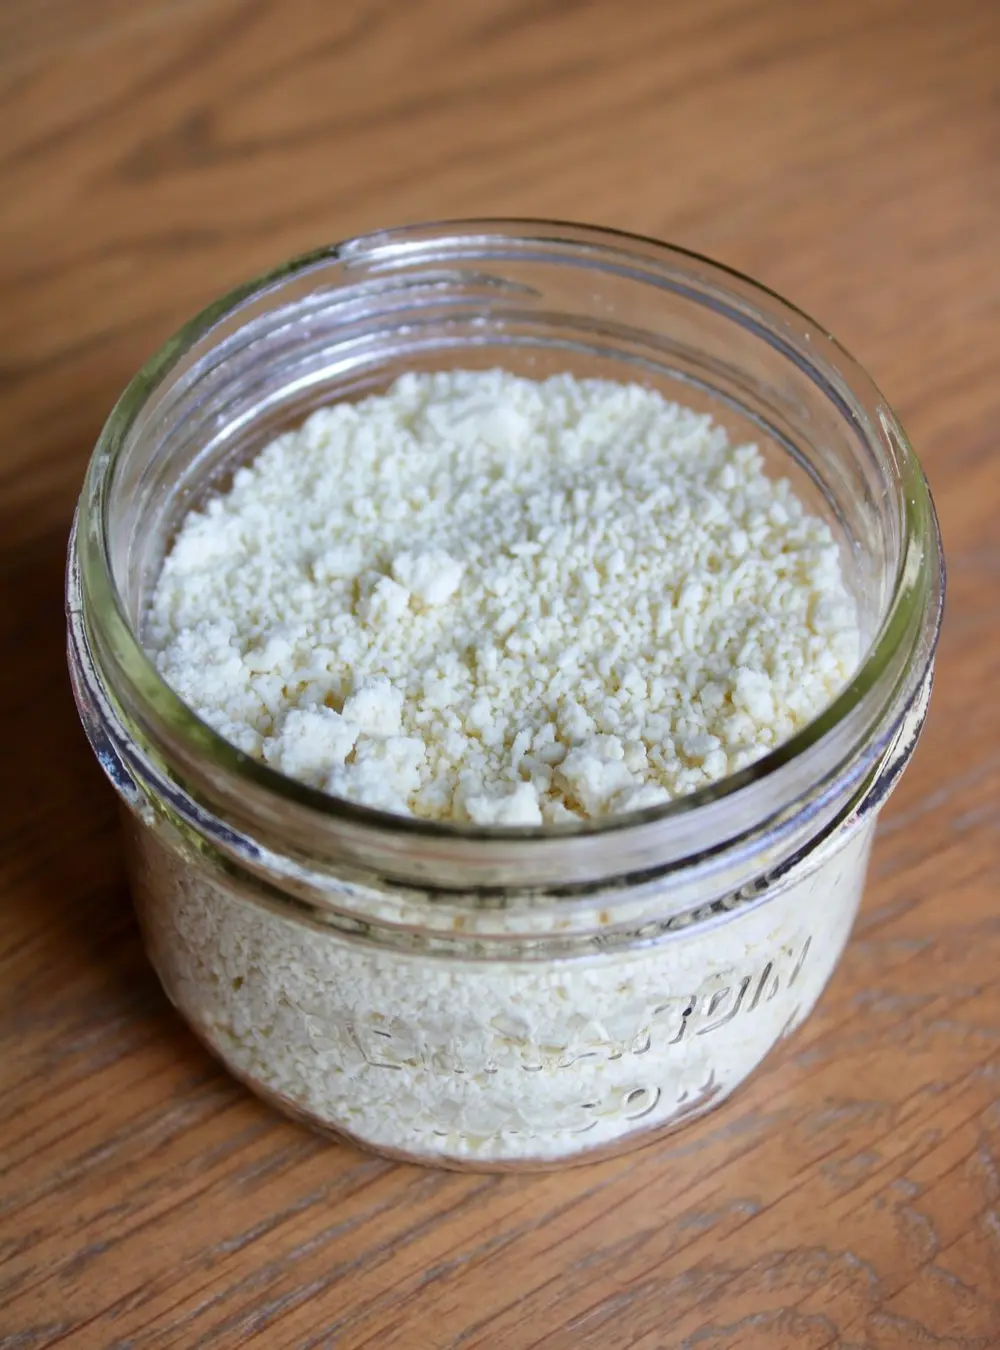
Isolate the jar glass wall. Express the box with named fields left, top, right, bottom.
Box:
left=66, top=221, right=943, bottom=1168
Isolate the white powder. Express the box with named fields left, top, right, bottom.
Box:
left=137, top=369, right=872, bottom=1165
left=147, top=370, right=861, bottom=824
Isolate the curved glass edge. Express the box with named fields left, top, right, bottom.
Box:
left=74, top=220, right=945, bottom=857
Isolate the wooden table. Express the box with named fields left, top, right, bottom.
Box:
left=3, top=1, right=999, bottom=1345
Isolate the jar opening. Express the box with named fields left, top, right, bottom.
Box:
left=70, top=219, right=943, bottom=891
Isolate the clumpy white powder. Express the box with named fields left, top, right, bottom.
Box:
left=146, top=370, right=860, bottom=823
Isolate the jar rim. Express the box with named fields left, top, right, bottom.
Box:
left=72, top=217, right=944, bottom=869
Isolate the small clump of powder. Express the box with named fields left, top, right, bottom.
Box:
left=146, top=370, right=861, bottom=823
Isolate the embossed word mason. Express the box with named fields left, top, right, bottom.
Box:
left=304, top=938, right=812, bottom=1077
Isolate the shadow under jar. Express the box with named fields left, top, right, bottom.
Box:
left=66, top=221, right=943, bottom=1170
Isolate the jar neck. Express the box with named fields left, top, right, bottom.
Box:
left=69, top=221, right=945, bottom=911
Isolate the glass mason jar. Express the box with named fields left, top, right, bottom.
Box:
left=66, top=221, right=944, bottom=1170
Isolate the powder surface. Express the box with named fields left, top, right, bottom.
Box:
left=146, top=370, right=861, bottom=824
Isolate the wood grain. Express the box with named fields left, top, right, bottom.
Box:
left=1, top=1, right=998, bottom=1345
